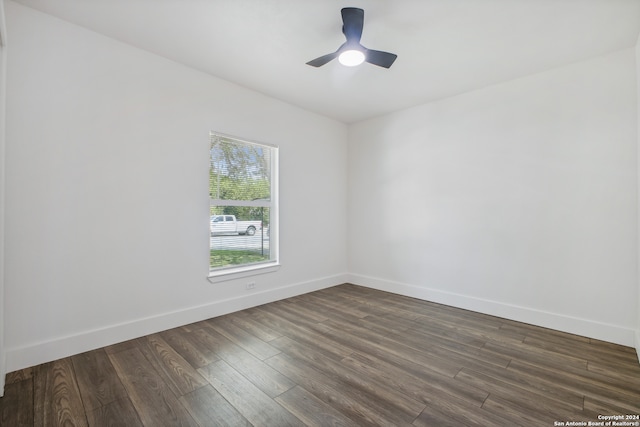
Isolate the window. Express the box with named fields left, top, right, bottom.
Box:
left=209, top=133, right=278, bottom=277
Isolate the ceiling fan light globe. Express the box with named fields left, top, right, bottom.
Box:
left=338, top=49, right=365, bottom=66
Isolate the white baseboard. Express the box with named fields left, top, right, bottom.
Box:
left=348, top=273, right=637, bottom=348
left=5, top=273, right=348, bottom=373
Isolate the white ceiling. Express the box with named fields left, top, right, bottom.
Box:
left=12, top=0, right=640, bottom=123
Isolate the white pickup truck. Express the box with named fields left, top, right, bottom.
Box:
left=210, top=215, right=262, bottom=236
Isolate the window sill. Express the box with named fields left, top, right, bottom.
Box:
left=207, top=262, right=280, bottom=283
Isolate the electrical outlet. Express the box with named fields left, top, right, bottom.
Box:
left=246, top=282, right=256, bottom=290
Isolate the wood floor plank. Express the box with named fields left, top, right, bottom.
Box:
left=413, top=397, right=514, bottom=427
left=455, top=357, right=585, bottom=409
left=270, top=335, right=426, bottom=420
left=499, top=319, right=590, bottom=343
left=160, top=326, right=221, bottom=368
left=526, top=328, right=640, bottom=362
left=412, top=407, right=459, bottom=427
left=481, top=393, right=558, bottom=426
left=284, top=295, right=366, bottom=326
left=357, top=313, right=415, bottom=337
left=455, top=367, right=578, bottom=420
left=276, top=299, right=330, bottom=323
left=0, top=377, right=34, bottom=426
left=520, top=355, right=640, bottom=403
left=194, top=327, right=296, bottom=398
left=33, top=359, right=88, bottom=427
left=312, top=315, right=463, bottom=378
left=482, top=339, right=588, bottom=371
left=257, top=301, right=326, bottom=331
left=583, top=396, right=640, bottom=420
left=206, top=315, right=281, bottom=360
left=413, top=308, right=505, bottom=334
left=136, top=334, right=208, bottom=397
left=341, top=351, right=488, bottom=408
left=407, top=313, right=527, bottom=347
left=524, top=335, right=640, bottom=367
left=275, top=385, right=358, bottom=427
left=103, top=338, right=139, bottom=355
left=266, top=352, right=414, bottom=427
left=392, top=323, right=511, bottom=367
left=587, top=360, right=640, bottom=386
left=250, top=305, right=355, bottom=360
left=585, top=356, right=640, bottom=381
left=508, top=359, right=640, bottom=413
left=108, top=347, right=198, bottom=427
left=199, top=359, right=304, bottom=427
left=5, top=368, right=33, bottom=385
left=180, top=384, right=251, bottom=427
left=323, top=317, right=512, bottom=374
left=313, top=288, right=397, bottom=319
left=84, top=397, right=143, bottom=427
left=226, top=309, right=284, bottom=342
left=436, top=302, right=512, bottom=327
left=590, top=337, right=640, bottom=354
left=320, top=287, right=425, bottom=321
left=339, top=285, right=505, bottom=331
left=71, top=349, right=127, bottom=412
left=299, top=291, right=386, bottom=319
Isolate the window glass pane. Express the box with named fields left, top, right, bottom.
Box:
left=210, top=207, right=271, bottom=270
left=210, top=136, right=271, bottom=202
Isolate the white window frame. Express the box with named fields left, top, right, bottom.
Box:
left=207, top=132, right=279, bottom=282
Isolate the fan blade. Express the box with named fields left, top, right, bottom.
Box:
left=306, top=51, right=339, bottom=67
left=365, top=49, right=397, bottom=68
left=341, top=7, right=364, bottom=43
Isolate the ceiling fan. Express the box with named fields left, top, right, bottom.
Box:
left=306, top=7, right=397, bottom=69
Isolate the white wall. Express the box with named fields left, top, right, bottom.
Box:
left=3, top=2, right=348, bottom=372
left=348, top=49, right=638, bottom=346
left=0, top=0, right=6, bottom=397
left=636, top=33, right=640, bottom=359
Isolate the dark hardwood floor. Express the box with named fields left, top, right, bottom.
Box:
left=2, top=284, right=639, bottom=426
